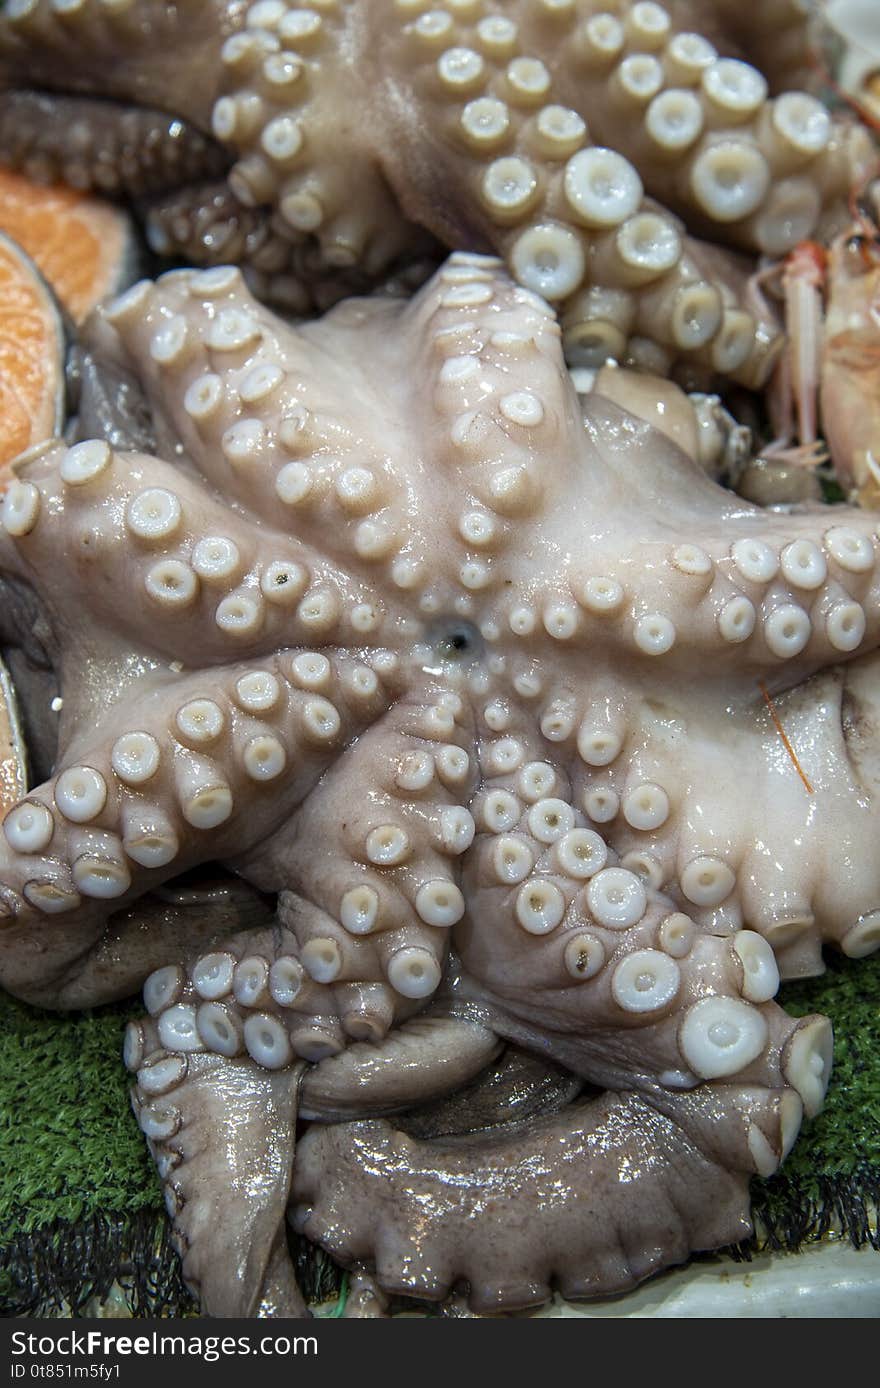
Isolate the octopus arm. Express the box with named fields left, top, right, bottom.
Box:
left=1, top=1, right=874, bottom=386
left=664, top=0, right=816, bottom=92
left=130, top=1011, right=309, bottom=1318
left=291, top=1079, right=801, bottom=1311
left=0, top=654, right=377, bottom=941
left=0, top=88, right=228, bottom=199
left=299, top=1013, right=502, bottom=1121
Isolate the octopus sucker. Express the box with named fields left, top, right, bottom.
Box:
left=1, top=0, right=875, bottom=395
left=2, top=223, right=880, bottom=1316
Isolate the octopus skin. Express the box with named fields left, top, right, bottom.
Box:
left=0, top=255, right=879, bottom=1313
left=0, top=0, right=874, bottom=387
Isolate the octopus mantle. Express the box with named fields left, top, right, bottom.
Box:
left=0, top=253, right=878, bottom=1313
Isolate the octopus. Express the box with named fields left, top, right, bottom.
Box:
left=1, top=250, right=880, bottom=1314
left=0, top=0, right=879, bottom=1319
left=0, top=0, right=876, bottom=389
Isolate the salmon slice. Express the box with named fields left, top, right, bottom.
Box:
left=0, top=167, right=137, bottom=324
left=0, top=229, right=65, bottom=476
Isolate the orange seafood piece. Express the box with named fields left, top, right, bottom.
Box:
left=0, top=167, right=136, bottom=324
left=0, top=229, right=65, bottom=477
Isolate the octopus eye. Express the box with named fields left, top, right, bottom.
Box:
left=428, top=620, right=485, bottom=667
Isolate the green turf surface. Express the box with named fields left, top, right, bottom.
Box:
left=0, top=995, right=158, bottom=1231
left=1, top=951, right=878, bottom=1315
left=749, top=951, right=880, bottom=1248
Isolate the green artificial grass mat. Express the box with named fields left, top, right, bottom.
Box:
left=746, top=951, right=880, bottom=1251
left=1, top=951, right=878, bottom=1317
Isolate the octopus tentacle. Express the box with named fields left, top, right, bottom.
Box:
left=0, top=646, right=400, bottom=935
left=141, top=925, right=346, bottom=1068
left=291, top=1078, right=804, bottom=1310
left=121, top=669, right=482, bottom=1064
left=664, top=0, right=816, bottom=94
left=0, top=0, right=232, bottom=126
left=1, top=1, right=872, bottom=387
left=0, top=877, right=273, bottom=1009
left=455, top=842, right=832, bottom=1101
left=464, top=660, right=880, bottom=1004
left=142, top=181, right=285, bottom=275
left=142, top=181, right=441, bottom=312
left=300, top=1012, right=502, bottom=1120
left=127, top=1012, right=309, bottom=1318
left=238, top=675, right=480, bottom=1025
left=3, top=441, right=391, bottom=661
left=128, top=991, right=499, bottom=1315
left=0, top=880, right=258, bottom=1008
left=395, top=1044, right=583, bottom=1138
left=301, top=882, right=829, bottom=1308
left=91, top=266, right=414, bottom=537
left=138, top=913, right=499, bottom=1078
left=0, top=89, right=229, bottom=198
left=208, top=0, right=872, bottom=381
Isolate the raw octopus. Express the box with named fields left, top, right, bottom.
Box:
left=0, top=0, right=875, bottom=386
left=0, top=0, right=877, bottom=1318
